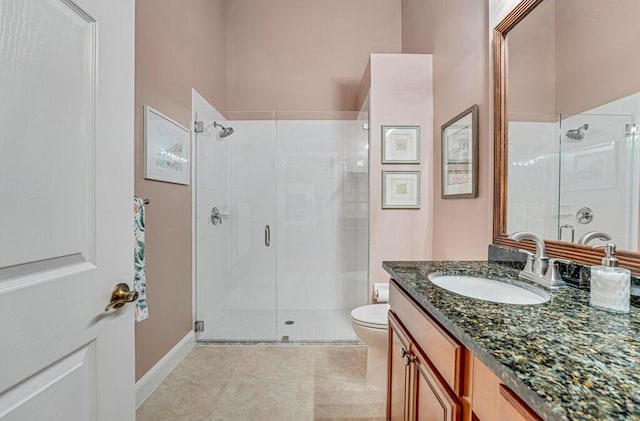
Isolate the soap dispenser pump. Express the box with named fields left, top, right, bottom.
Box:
left=590, top=243, right=631, bottom=313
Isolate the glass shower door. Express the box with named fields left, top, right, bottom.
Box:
left=275, top=114, right=369, bottom=341
left=224, top=120, right=278, bottom=340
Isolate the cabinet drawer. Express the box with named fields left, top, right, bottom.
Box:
left=390, top=280, right=463, bottom=395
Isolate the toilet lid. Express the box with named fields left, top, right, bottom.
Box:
left=351, top=304, right=390, bottom=327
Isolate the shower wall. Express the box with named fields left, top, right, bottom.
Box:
left=195, top=112, right=369, bottom=341
left=507, top=93, right=640, bottom=249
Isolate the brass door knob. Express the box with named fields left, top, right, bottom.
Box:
left=105, top=283, right=139, bottom=312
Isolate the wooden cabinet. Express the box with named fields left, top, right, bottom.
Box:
left=387, top=311, right=460, bottom=421
left=412, top=345, right=461, bottom=421
left=388, top=279, right=541, bottom=421
left=498, top=385, right=542, bottom=421
left=389, top=281, right=463, bottom=395
left=470, top=354, right=542, bottom=421
left=388, top=314, right=411, bottom=421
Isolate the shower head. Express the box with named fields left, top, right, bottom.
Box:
left=565, top=123, right=589, bottom=141
left=214, top=121, right=235, bottom=138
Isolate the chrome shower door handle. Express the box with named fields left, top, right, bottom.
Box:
left=264, top=225, right=270, bottom=247
left=211, top=207, right=222, bottom=225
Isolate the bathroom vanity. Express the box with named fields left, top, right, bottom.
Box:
left=384, top=260, right=640, bottom=421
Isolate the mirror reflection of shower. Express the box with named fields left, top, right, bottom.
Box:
left=214, top=121, right=234, bottom=138
left=565, top=123, right=589, bottom=141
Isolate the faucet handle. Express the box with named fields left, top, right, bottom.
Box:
left=544, top=258, right=572, bottom=287
left=518, top=249, right=535, bottom=273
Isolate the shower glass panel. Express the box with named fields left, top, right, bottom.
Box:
left=507, top=111, right=639, bottom=250
left=195, top=111, right=369, bottom=342
left=195, top=113, right=278, bottom=341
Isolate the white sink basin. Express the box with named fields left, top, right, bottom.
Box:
left=428, top=274, right=550, bottom=305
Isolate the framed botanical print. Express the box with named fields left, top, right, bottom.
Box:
left=382, top=125, right=420, bottom=164
left=441, top=105, right=478, bottom=198
left=382, top=171, right=420, bottom=209
left=144, top=105, right=191, bottom=185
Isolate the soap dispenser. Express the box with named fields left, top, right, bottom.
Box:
left=590, top=243, right=631, bottom=313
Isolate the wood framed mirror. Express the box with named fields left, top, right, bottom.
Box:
left=493, top=0, right=640, bottom=274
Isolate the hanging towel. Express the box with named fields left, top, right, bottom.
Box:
left=134, top=197, right=149, bottom=322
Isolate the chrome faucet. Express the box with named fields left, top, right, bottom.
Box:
left=577, top=231, right=612, bottom=245
left=508, top=232, right=569, bottom=288
left=509, top=232, right=548, bottom=276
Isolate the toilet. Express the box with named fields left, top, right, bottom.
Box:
left=351, top=303, right=390, bottom=390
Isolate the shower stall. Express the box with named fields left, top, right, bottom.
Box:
left=507, top=93, right=640, bottom=250
left=193, top=107, right=369, bottom=342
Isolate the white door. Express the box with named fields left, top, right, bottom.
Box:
left=0, top=0, right=135, bottom=420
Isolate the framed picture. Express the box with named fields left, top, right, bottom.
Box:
left=382, top=171, right=420, bottom=209
left=382, top=125, right=420, bottom=163
left=144, top=105, right=191, bottom=185
left=441, top=105, right=478, bottom=198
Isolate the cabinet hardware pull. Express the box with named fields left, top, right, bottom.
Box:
left=401, top=348, right=414, bottom=366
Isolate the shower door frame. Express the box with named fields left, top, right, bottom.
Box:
left=191, top=105, right=371, bottom=343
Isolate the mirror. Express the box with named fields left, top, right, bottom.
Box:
left=494, top=0, right=640, bottom=272
left=441, top=105, right=479, bottom=199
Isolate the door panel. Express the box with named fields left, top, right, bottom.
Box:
left=0, top=0, right=94, bottom=269
left=388, top=312, right=411, bottom=421
left=0, top=343, right=96, bottom=421
left=0, top=0, right=135, bottom=419
left=413, top=348, right=460, bottom=421
left=498, top=385, right=542, bottom=421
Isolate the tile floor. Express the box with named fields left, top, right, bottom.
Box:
left=136, top=344, right=386, bottom=421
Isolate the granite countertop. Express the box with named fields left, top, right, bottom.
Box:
left=383, top=260, right=640, bottom=421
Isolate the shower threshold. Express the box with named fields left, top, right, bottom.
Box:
left=197, top=308, right=359, bottom=342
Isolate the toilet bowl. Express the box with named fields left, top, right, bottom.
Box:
left=351, top=303, right=390, bottom=390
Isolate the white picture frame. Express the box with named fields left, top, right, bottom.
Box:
left=382, top=125, right=420, bottom=164
left=382, top=171, right=420, bottom=209
left=144, top=105, right=191, bottom=185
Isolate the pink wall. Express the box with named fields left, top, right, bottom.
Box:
left=509, top=0, right=640, bottom=119
left=430, top=0, right=492, bottom=260
left=134, top=0, right=227, bottom=381
left=555, top=0, right=640, bottom=114
left=400, top=0, right=492, bottom=260
left=508, top=0, right=556, bottom=120
left=226, top=0, right=402, bottom=112
left=401, top=0, right=434, bottom=53
left=368, top=54, right=434, bottom=284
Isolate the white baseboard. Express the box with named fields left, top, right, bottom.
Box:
left=135, top=331, right=196, bottom=408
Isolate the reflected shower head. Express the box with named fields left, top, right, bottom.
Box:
left=565, top=123, right=589, bottom=141
left=214, top=121, right=235, bottom=138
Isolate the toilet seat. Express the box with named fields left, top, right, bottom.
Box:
left=351, top=304, right=390, bottom=330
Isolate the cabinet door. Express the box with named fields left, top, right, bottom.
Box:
left=412, top=347, right=461, bottom=421
left=388, top=312, right=412, bottom=421
left=498, top=385, right=542, bottom=421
